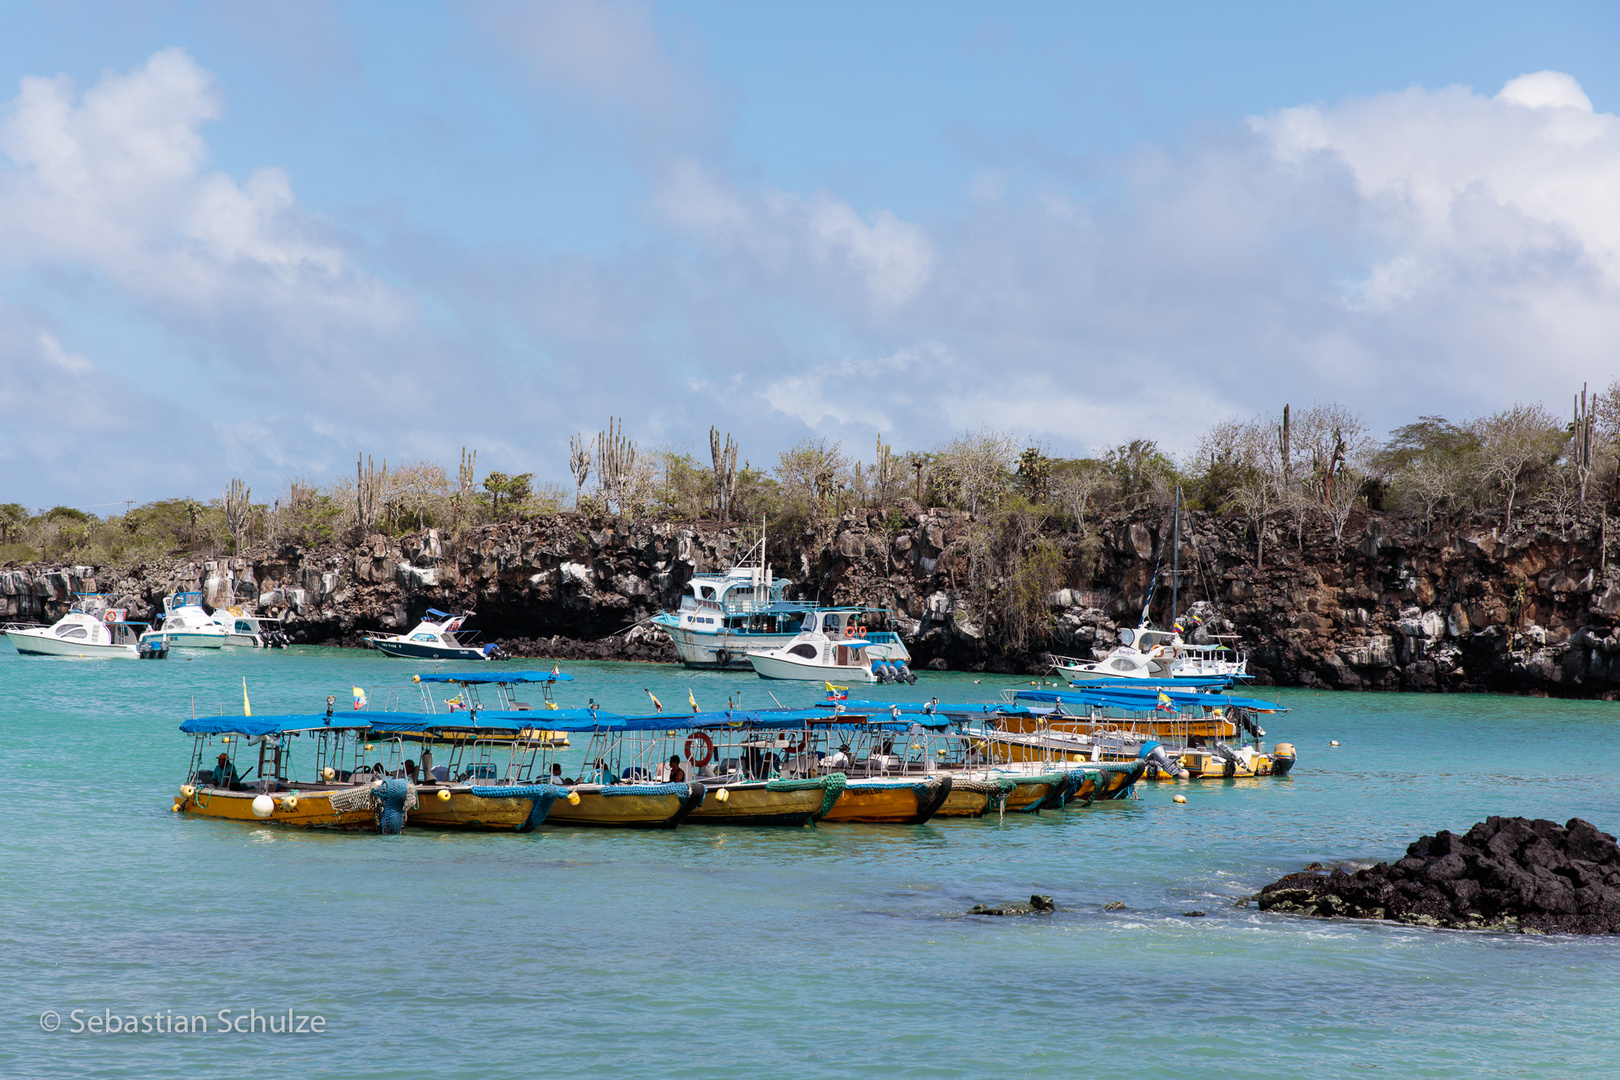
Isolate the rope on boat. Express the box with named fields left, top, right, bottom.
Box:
left=467, top=783, right=570, bottom=831
left=766, top=773, right=847, bottom=821
left=374, top=779, right=414, bottom=834
left=600, top=783, right=688, bottom=798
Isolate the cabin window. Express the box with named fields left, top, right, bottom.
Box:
left=412, top=633, right=438, bottom=642
left=1111, top=659, right=1134, bottom=671
left=236, top=620, right=253, bottom=632
left=57, top=626, right=89, bottom=640
left=789, top=644, right=818, bottom=659
left=700, top=586, right=717, bottom=600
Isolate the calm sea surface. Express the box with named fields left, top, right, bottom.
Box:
left=3, top=646, right=1618, bottom=1078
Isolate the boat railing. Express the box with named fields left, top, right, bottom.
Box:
left=716, top=598, right=820, bottom=616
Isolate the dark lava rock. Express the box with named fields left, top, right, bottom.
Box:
left=1102, top=901, right=1127, bottom=911
left=1181, top=910, right=1207, bottom=917
left=971, top=894, right=1056, bottom=916
left=1258, top=816, right=1620, bottom=934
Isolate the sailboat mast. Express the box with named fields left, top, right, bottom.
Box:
left=1171, top=484, right=1181, bottom=627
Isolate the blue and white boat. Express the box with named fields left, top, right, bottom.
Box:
left=364, top=609, right=498, bottom=662
left=140, top=592, right=229, bottom=649
left=5, top=594, right=153, bottom=658
left=651, top=534, right=822, bottom=670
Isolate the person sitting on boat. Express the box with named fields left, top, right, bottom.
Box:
left=666, top=755, right=686, bottom=783
left=825, top=744, right=851, bottom=771
left=398, top=760, right=418, bottom=782
left=210, top=752, right=241, bottom=788
left=549, top=763, right=569, bottom=787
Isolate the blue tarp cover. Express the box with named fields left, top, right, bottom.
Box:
left=178, top=711, right=417, bottom=736
left=1018, top=688, right=1288, bottom=712
left=818, top=699, right=1031, bottom=719
left=416, top=671, right=573, bottom=684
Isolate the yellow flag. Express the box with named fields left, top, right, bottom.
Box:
left=242, top=677, right=251, bottom=717
left=688, top=688, right=699, bottom=713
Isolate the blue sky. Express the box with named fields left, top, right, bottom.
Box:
left=1, top=0, right=1617, bottom=510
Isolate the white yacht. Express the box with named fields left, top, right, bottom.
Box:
left=141, top=592, right=229, bottom=649
left=5, top=595, right=150, bottom=658
left=211, top=608, right=290, bottom=648
left=1051, top=625, right=1247, bottom=683
left=651, top=532, right=822, bottom=669
left=364, top=609, right=498, bottom=661
left=747, top=609, right=915, bottom=683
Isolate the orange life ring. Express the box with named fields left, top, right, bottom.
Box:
left=1150, top=645, right=1166, bottom=658
left=781, top=730, right=806, bottom=754
left=104, top=610, right=119, bottom=623
left=684, top=730, right=715, bottom=767
left=856, top=625, right=867, bottom=638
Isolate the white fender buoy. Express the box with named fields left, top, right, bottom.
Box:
left=251, top=795, right=275, bottom=818
left=280, top=794, right=298, bottom=811
left=1173, top=794, right=1188, bottom=804
left=322, top=767, right=335, bottom=780
left=437, top=788, right=451, bottom=802
left=179, top=785, right=195, bottom=798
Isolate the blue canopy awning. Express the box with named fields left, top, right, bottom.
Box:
left=179, top=711, right=420, bottom=736
left=416, top=671, right=573, bottom=685
left=1019, top=688, right=1288, bottom=713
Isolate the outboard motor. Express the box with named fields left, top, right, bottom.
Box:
left=482, top=642, right=501, bottom=659
left=894, top=661, right=915, bottom=685
left=874, top=661, right=893, bottom=684
left=1138, top=739, right=1186, bottom=779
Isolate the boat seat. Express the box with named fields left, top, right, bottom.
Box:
left=431, top=766, right=450, bottom=782
left=622, top=767, right=651, bottom=782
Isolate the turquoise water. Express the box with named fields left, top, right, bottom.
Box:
left=4, top=647, right=1619, bottom=1078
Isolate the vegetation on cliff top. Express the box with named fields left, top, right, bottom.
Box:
left=4, top=385, right=1618, bottom=579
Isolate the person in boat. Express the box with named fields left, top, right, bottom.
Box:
left=825, top=744, right=851, bottom=771
left=666, top=755, right=686, bottom=783
left=210, top=752, right=240, bottom=788
left=399, top=760, right=418, bottom=782
left=549, top=762, right=570, bottom=786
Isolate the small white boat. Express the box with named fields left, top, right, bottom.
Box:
left=5, top=595, right=151, bottom=658
left=365, top=609, right=498, bottom=661
left=141, top=592, right=229, bottom=649
left=211, top=608, right=291, bottom=648
left=1051, top=625, right=1247, bottom=683
left=747, top=610, right=916, bottom=683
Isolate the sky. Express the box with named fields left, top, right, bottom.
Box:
left=2, top=0, right=1619, bottom=511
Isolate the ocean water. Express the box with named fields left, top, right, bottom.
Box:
left=3, top=646, right=1618, bottom=1079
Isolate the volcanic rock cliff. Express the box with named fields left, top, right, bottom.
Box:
left=3, top=503, right=1618, bottom=696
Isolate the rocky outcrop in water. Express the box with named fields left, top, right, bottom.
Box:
left=1257, top=817, right=1620, bottom=934
left=3, top=502, right=1619, bottom=696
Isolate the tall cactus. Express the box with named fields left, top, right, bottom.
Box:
left=357, top=454, right=387, bottom=536
left=710, top=426, right=738, bottom=521
left=597, top=418, right=637, bottom=517
left=569, top=434, right=592, bottom=509
left=874, top=434, right=895, bottom=508
left=224, top=478, right=250, bottom=553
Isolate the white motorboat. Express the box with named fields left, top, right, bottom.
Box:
left=651, top=532, right=817, bottom=670
left=141, top=592, right=229, bottom=649
left=364, top=609, right=498, bottom=661
left=211, top=608, right=291, bottom=648
left=5, top=595, right=152, bottom=658
left=747, top=609, right=916, bottom=683
left=1050, top=625, right=1247, bottom=683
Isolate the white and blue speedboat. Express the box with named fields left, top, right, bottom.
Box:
left=652, top=535, right=821, bottom=670
left=364, top=609, right=498, bottom=661
left=141, top=592, right=228, bottom=649
left=5, top=595, right=153, bottom=658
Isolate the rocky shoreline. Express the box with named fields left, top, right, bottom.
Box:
left=3, top=503, right=1619, bottom=696
left=1257, top=817, right=1620, bottom=934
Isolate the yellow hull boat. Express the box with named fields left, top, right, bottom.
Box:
left=687, top=776, right=845, bottom=826
left=175, top=785, right=376, bottom=830
left=819, top=775, right=952, bottom=824
left=543, top=781, right=706, bottom=828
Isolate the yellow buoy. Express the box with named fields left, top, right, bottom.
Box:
left=437, top=788, right=452, bottom=802
left=365, top=743, right=375, bottom=751
left=251, top=794, right=275, bottom=818
left=172, top=800, right=182, bottom=812
left=412, top=674, right=421, bottom=683
left=1330, top=740, right=1340, bottom=747
left=715, top=788, right=730, bottom=803
left=1173, top=794, right=1188, bottom=804
left=566, top=791, right=581, bottom=805
left=322, top=767, right=335, bottom=780
left=179, top=785, right=195, bottom=798
left=280, top=794, right=299, bottom=811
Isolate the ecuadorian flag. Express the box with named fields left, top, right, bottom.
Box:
left=1156, top=691, right=1174, bottom=712
left=352, top=686, right=368, bottom=710
left=825, top=681, right=849, bottom=700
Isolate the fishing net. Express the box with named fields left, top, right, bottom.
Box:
left=467, top=783, right=569, bottom=831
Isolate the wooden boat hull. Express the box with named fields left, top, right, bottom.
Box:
left=819, top=776, right=952, bottom=824
left=175, top=786, right=375, bottom=829
left=934, top=780, right=996, bottom=818
left=1070, top=762, right=1146, bottom=802
left=406, top=785, right=563, bottom=832
left=686, top=780, right=834, bottom=826
left=542, top=782, right=706, bottom=829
